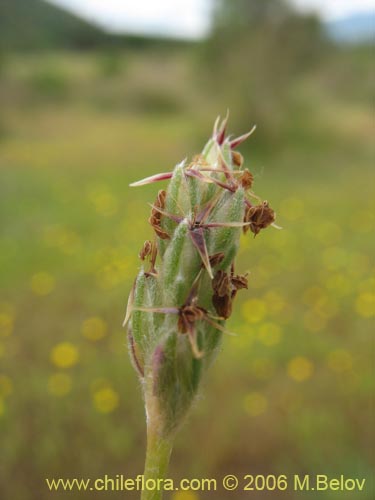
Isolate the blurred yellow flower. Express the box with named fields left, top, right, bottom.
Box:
left=355, top=292, right=375, bottom=318
left=243, top=392, right=268, bottom=417
left=43, top=225, right=81, bottom=255
left=324, top=273, right=350, bottom=296
left=30, top=272, right=55, bottom=296
left=95, top=255, right=135, bottom=289
left=0, top=343, right=4, bottom=358
left=287, top=356, right=314, bottom=382
left=0, top=398, right=4, bottom=417
left=81, top=317, right=108, bottom=342
left=50, top=342, right=79, bottom=368
left=93, top=386, right=119, bottom=414
left=242, top=299, right=266, bottom=323
left=279, top=197, right=304, bottom=221
left=0, top=313, right=14, bottom=337
left=258, top=323, right=282, bottom=346
left=262, top=290, right=285, bottom=315
left=327, top=350, right=353, bottom=373
left=0, top=375, right=13, bottom=398
left=172, top=492, right=199, bottom=500
left=87, top=185, right=118, bottom=216
left=92, top=246, right=138, bottom=290
left=48, top=373, right=72, bottom=397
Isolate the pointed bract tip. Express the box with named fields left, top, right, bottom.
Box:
left=123, top=281, right=136, bottom=327
left=230, top=125, right=257, bottom=149
left=213, top=115, right=221, bottom=138
left=217, top=110, right=230, bottom=145
left=177, top=157, right=187, bottom=168
left=130, top=172, right=173, bottom=187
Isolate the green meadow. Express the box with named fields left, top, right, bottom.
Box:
left=0, top=48, right=374, bottom=500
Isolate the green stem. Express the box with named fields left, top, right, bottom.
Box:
left=141, top=411, right=174, bottom=500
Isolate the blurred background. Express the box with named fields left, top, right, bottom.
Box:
left=0, top=0, right=374, bottom=499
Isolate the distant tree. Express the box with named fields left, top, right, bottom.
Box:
left=203, top=0, right=326, bottom=143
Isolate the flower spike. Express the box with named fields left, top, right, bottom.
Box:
left=123, top=117, right=278, bottom=494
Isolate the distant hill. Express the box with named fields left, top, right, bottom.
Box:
left=0, top=0, right=116, bottom=51
left=326, top=12, right=375, bottom=44
left=0, top=0, right=194, bottom=52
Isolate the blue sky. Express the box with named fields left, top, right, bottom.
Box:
left=49, top=0, right=375, bottom=39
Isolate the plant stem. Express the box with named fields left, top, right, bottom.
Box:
left=141, top=407, right=174, bottom=500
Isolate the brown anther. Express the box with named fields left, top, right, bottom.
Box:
left=157, top=189, right=167, bottom=207
left=231, top=273, right=248, bottom=291
left=139, top=240, right=158, bottom=277
left=212, top=294, right=232, bottom=320
left=239, top=169, right=254, bottom=190
left=208, top=252, right=225, bottom=268
left=149, top=189, right=170, bottom=240
left=231, top=150, right=244, bottom=167
left=243, top=201, right=275, bottom=235
left=212, top=270, right=233, bottom=319
left=139, top=240, right=153, bottom=261
left=212, top=269, right=249, bottom=319
left=151, top=225, right=170, bottom=240
left=212, top=270, right=231, bottom=297
left=177, top=304, right=207, bottom=334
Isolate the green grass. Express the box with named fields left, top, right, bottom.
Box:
left=0, top=51, right=374, bottom=500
